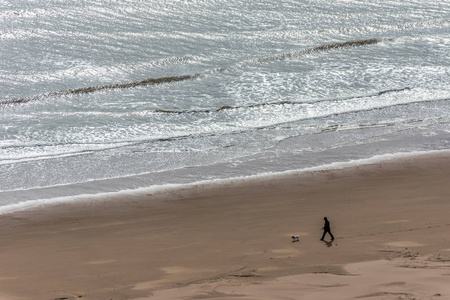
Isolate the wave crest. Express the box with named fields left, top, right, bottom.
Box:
left=1, top=38, right=387, bottom=105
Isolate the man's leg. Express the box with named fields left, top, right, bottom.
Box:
left=329, top=231, right=334, bottom=240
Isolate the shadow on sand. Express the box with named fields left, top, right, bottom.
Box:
left=322, top=239, right=333, bottom=248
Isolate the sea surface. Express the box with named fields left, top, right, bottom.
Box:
left=1, top=0, right=449, bottom=210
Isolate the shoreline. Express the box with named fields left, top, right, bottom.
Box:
left=1, top=149, right=449, bottom=215
left=0, top=150, right=449, bottom=299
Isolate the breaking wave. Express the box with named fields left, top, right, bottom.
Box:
left=154, top=87, right=411, bottom=114
left=1, top=38, right=387, bottom=106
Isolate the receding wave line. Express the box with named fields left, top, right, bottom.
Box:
left=1, top=74, right=199, bottom=105
left=155, top=87, right=412, bottom=114
left=1, top=38, right=386, bottom=105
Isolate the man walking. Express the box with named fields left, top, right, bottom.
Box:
left=321, top=217, right=334, bottom=241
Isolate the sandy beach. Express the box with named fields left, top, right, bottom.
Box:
left=0, top=152, right=449, bottom=300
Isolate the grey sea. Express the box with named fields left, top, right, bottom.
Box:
left=1, top=0, right=449, bottom=210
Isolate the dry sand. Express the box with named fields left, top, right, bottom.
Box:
left=0, top=152, right=449, bottom=300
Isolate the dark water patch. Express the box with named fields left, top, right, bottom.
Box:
left=154, top=101, right=296, bottom=114
left=311, top=38, right=384, bottom=51
left=0, top=74, right=199, bottom=105
left=152, top=55, right=194, bottom=67
left=376, top=87, right=411, bottom=96
left=246, top=38, right=387, bottom=65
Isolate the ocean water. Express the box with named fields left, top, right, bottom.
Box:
left=1, top=0, right=449, bottom=209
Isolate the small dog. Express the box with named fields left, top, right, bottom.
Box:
left=291, top=235, right=300, bottom=242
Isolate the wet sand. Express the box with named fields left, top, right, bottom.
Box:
left=0, top=152, right=449, bottom=300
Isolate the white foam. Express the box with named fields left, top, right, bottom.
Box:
left=1, top=149, right=448, bottom=216
left=0, top=183, right=184, bottom=215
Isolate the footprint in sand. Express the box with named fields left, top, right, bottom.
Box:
left=382, top=220, right=410, bottom=224
left=270, top=248, right=303, bottom=259
left=381, top=281, right=406, bottom=287
left=86, top=259, right=116, bottom=265
left=385, top=241, right=425, bottom=248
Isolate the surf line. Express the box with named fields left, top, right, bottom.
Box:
left=2, top=38, right=388, bottom=106
left=1, top=74, right=200, bottom=105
